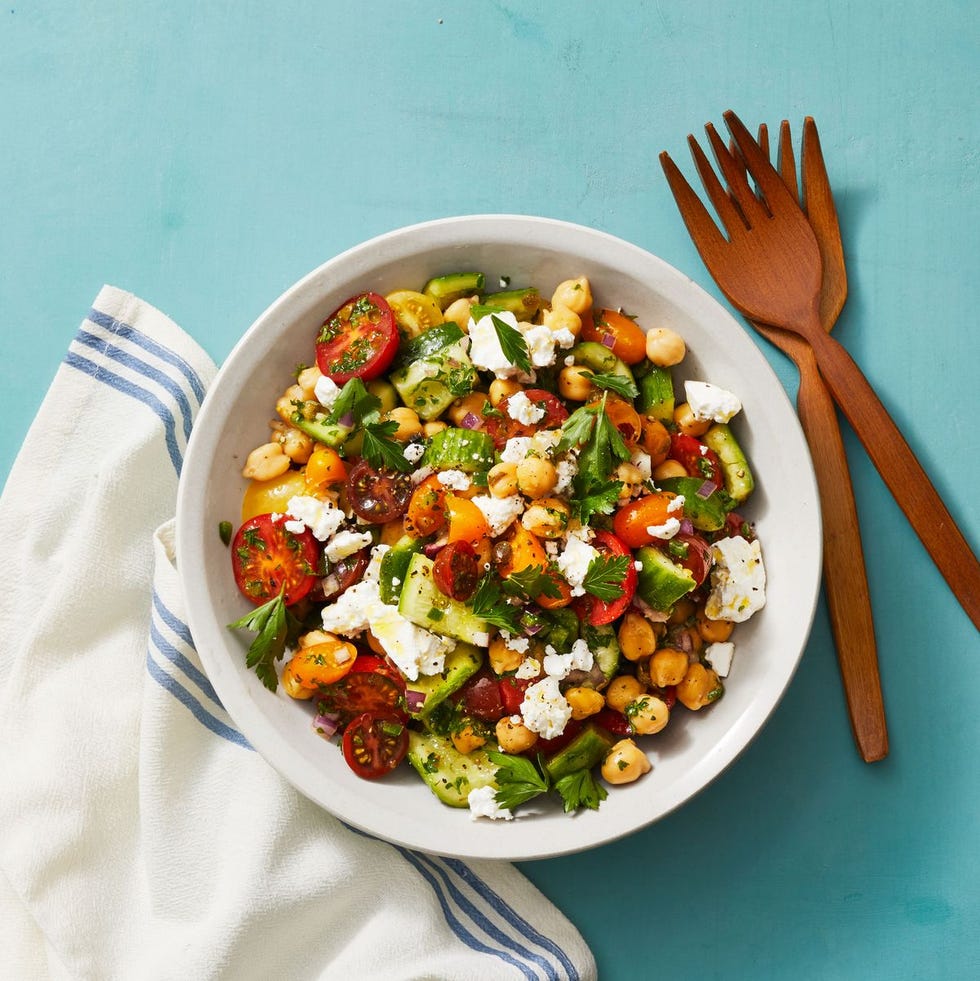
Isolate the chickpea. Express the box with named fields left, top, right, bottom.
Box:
left=495, top=715, right=539, bottom=754
left=627, top=695, right=671, bottom=735
left=673, top=402, right=711, bottom=437
left=618, top=611, right=657, bottom=662
left=296, top=365, right=323, bottom=399
left=242, top=442, right=290, bottom=481
left=676, top=663, right=723, bottom=711
left=443, top=295, right=477, bottom=330
left=487, top=461, right=519, bottom=498
left=542, top=304, right=582, bottom=337
left=551, top=276, right=593, bottom=315
left=386, top=406, right=423, bottom=441
left=640, top=417, right=672, bottom=464
left=645, top=327, right=686, bottom=366
left=558, top=365, right=596, bottom=402
left=451, top=724, right=487, bottom=755
left=489, top=378, right=522, bottom=407
left=566, top=686, right=605, bottom=720
left=697, top=609, right=735, bottom=644
left=605, top=675, right=646, bottom=713
left=488, top=635, right=523, bottom=675
left=649, top=647, right=690, bottom=687
left=668, top=596, right=697, bottom=625
left=521, top=498, right=570, bottom=539
left=274, top=425, right=313, bottom=464
left=601, top=739, right=652, bottom=785
left=613, top=462, right=645, bottom=499
left=652, top=459, right=688, bottom=481
left=447, top=392, right=490, bottom=427
left=516, top=457, right=558, bottom=499
left=422, top=420, right=448, bottom=438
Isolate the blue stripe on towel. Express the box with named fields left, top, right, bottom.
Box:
left=152, top=591, right=198, bottom=650
left=75, top=327, right=195, bottom=441
left=145, top=648, right=252, bottom=750
left=149, top=615, right=223, bottom=710
left=63, top=350, right=183, bottom=474
left=87, top=306, right=207, bottom=403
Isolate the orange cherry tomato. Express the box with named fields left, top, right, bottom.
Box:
left=600, top=395, right=643, bottom=445
left=404, top=474, right=447, bottom=537
left=612, top=492, right=681, bottom=548
left=304, top=445, right=348, bottom=493
left=283, top=639, right=359, bottom=691
left=583, top=308, right=648, bottom=365
left=446, top=494, right=490, bottom=550
left=497, top=523, right=549, bottom=578
left=535, top=572, right=573, bottom=610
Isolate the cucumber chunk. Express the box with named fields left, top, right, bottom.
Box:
left=635, top=545, right=696, bottom=612
left=580, top=622, right=621, bottom=681
left=422, top=271, right=486, bottom=310
left=636, top=365, right=675, bottom=423
left=477, top=287, right=543, bottom=320
left=422, top=427, right=495, bottom=472
left=378, top=535, right=425, bottom=605
left=389, top=338, right=476, bottom=421
left=569, top=341, right=636, bottom=383
left=543, top=724, right=615, bottom=783
left=407, top=729, right=499, bottom=807
left=657, top=476, right=727, bottom=530
left=703, top=423, right=755, bottom=503
left=398, top=553, right=490, bottom=645
left=395, top=322, right=465, bottom=369
left=404, top=643, right=483, bottom=721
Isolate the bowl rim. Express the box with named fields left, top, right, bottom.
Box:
left=176, top=213, right=821, bottom=860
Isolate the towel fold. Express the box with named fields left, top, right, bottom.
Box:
left=0, top=286, right=595, bottom=981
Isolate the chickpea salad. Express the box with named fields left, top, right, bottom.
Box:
left=225, top=271, right=766, bottom=819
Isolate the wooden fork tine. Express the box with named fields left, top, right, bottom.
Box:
left=659, top=150, right=729, bottom=253
left=724, top=110, right=797, bottom=209
left=704, top=123, right=768, bottom=227
left=685, top=134, right=747, bottom=239
left=777, top=120, right=799, bottom=202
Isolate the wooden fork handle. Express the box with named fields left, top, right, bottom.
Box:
left=793, top=343, right=888, bottom=760
left=806, top=326, right=980, bottom=630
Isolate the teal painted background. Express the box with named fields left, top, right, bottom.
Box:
left=2, top=2, right=978, bottom=978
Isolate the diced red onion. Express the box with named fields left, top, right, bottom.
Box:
left=423, top=541, right=444, bottom=558
left=631, top=597, right=669, bottom=622
left=312, top=712, right=341, bottom=739
left=523, top=621, right=544, bottom=637
left=337, top=411, right=355, bottom=429
left=406, top=690, right=427, bottom=713
left=696, top=479, right=717, bottom=499
left=460, top=412, right=482, bottom=430
left=601, top=334, right=617, bottom=349
left=674, top=630, right=694, bottom=654
left=679, top=518, right=694, bottom=536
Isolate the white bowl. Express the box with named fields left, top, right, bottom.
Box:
left=176, top=215, right=821, bottom=860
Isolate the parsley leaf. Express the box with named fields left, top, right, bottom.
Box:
left=227, top=590, right=301, bottom=693
left=328, top=377, right=381, bottom=426
left=581, top=554, right=629, bottom=601
left=361, top=420, right=413, bottom=472
left=491, top=314, right=531, bottom=376
left=571, top=482, right=624, bottom=524
left=500, top=564, right=563, bottom=601
left=583, top=371, right=639, bottom=400
left=554, top=769, right=608, bottom=812
left=556, top=403, right=598, bottom=453
left=572, top=394, right=632, bottom=525
left=470, top=574, right=522, bottom=634
left=488, top=751, right=551, bottom=811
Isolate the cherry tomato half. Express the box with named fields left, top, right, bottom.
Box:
left=454, top=669, right=505, bottom=722
left=346, top=459, right=412, bottom=524
left=315, top=655, right=406, bottom=722
left=231, top=513, right=320, bottom=605
left=583, top=308, right=648, bottom=365
left=315, top=292, right=399, bottom=384
left=612, top=492, right=682, bottom=549
left=669, top=433, right=723, bottom=485
left=484, top=389, right=569, bottom=449
left=342, top=712, right=409, bottom=779
left=661, top=532, right=713, bottom=587
left=575, top=530, right=638, bottom=626
left=432, top=540, right=481, bottom=601
left=499, top=675, right=537, bottom=716
left=327, top=545, right=372, bottom=598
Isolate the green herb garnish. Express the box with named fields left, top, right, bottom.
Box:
left=227, top=589, right=301, bottom=693
left=583, top=371, right=639, bottom=400
left=218, top=520, right=233, bottom=546
left=361, top=420, right=413, bottom=472
left=581, top=554, right=629, bottom=601
left=488, top=751, right=551, bottom=811
left=490, top=314, right=531, bottom=376
left=554, top=768, right=608, bottom=812
left=470, top=573, right=521, bottom=633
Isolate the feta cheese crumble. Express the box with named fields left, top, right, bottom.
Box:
left=466, top=310, right=529, bottom=379
left=473, top=493, right=524, bottom=536
left=520, top=675, right=573, bottom=739
left=704, top=641, right=735, bottom=677
left=705, top=536, right=767, bottom=622
left=436, top=469, right=472, bottom=491
left=313, top=375, right=341, bottom=408
left=684, top=381, right=743, bottom=423
left=284, top=495, right=346, bottom=542
left=468, top=785, right=514, bottom=821
left=403, top=443, right=426, bottom=464
left=500, top=436, right=533, bottom=464
left=324, top=529, right=373, bottom=562
left=556, top=533, right=599, bottom=596
left=646, top=518, right=681, bottom=540
left=514, top=656, right=541, bottom=679
left=543, top=638, right=594, bottom=681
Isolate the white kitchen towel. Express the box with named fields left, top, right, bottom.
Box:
left=0, top=286, right=596, bottom=981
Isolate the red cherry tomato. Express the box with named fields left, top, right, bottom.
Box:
left=342, top=712, right=409, bottom=779
left=575, top=530, right=637, bottom=626
left=591, top=707, right=632, bottom=738
left=231, top=513, right=319, bottom=606
left=484, top=389, right=569, bottom=449
left=346, top=459, right=412, bottom=524
left=315, top=292, right=399, bottom=384
left=331, top=546, right=372, bottom=594
left=669, top=433, right=723, bottom=485
left=499, top=675, right=537, bottom=716
left=432, top=540, right=480, bottom=601
left=718, top=510, right=757, bottom=542
left=663, top=532, right=714, bottom=587
left=315, top=655, right=406, bottom=722
left=532, top=718, right=583, bottom=757
left=454, top=669, right=505, bottom=721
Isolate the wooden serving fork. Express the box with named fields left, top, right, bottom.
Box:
left=660, top=110, right=980, bottom=635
